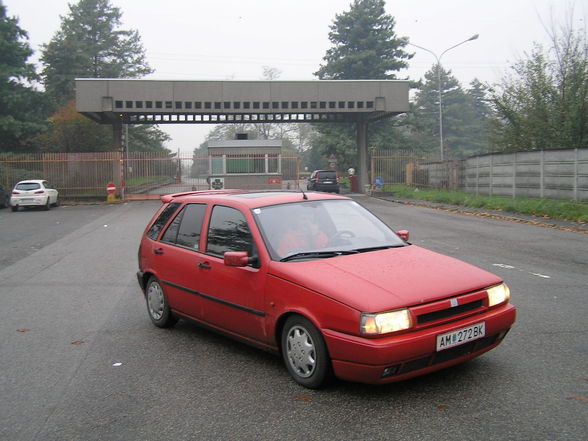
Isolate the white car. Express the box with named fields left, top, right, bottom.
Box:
left=10, top=180, right=59, bottom=212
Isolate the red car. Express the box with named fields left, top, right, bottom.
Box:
left=137, top=190, right=516, bottom=388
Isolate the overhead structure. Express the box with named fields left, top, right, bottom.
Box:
left=76, top=79, right=410, bottom=191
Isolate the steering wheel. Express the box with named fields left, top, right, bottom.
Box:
left=329, top=230, right=356, bottom=245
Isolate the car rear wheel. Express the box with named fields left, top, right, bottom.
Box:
left=11, top=205, right=18, bottom=212
left=53, top=197, right=60, bottom=207
left=281, top=315, right=331, bottom=388
left=44, top=198, right=51, bottom=211
left=146, top=276, right=178, bottom=328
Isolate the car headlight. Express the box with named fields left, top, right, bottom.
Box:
left=487, top=283, right=510, bottom=307
left=360, top=309, right=412, bottom=335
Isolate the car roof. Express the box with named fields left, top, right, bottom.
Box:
left=161, top=190, right=348, bottom=209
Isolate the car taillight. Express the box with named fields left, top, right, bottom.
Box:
left=316, top=175, right=319, bottom=183
left=34, top=190, right=45, bottom=194
left=12, top=191, right=20, bottom=195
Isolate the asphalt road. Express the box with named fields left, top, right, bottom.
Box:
left=0, top=198, right=586, bottom=441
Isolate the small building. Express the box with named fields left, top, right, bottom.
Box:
left=206, top=137, right=283, bottom=190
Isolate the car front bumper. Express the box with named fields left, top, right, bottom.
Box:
left=323, top=303, right=516, bottom=384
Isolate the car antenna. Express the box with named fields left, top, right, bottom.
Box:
left=301, top=188, right=308, bottom=200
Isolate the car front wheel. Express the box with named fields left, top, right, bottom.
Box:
left=145, top=276, right=178, bottom=328
left=281, top=315, right=331, bottom=388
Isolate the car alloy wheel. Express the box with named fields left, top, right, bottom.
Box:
left=282, top=316, right=331, bottom=388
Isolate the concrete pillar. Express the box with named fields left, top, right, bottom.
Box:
left=112, top=121, right=124, bottom=198
left=113, top=120, right=123, bottom=152
left=357, top=120, right=369, bottom=193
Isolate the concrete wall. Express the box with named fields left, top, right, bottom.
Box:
left=462, top=149, right=588, bottom=201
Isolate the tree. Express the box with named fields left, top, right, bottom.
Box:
left=40, top=0, right=152, bottom=106
left=489, top=15, right=588, bottom=151
left=0, top=2, right=50, bottom=152
left=39, top=0, right=169, bottom=153
left=315, top=0, right=411, bottom=80
left=33, top=101, right=114, bottom=152
left=312, top=0, right=411, bottom=171
left=411, top=66, right=492, bottom=158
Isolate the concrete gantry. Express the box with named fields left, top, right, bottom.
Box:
left=75, top=79, right=409, bottom=192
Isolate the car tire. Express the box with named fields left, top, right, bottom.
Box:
left=145, top=276, right=178, bottom=328
left=53, top=197, right=60, bottom=207
left=281, top=315, right=331, bottom=389
left=44, top=198, right=51, bottom=211
left=11, top=205, right=18, bottom=212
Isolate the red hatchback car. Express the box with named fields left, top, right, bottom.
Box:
left=137, top=190, right=516, bottom=388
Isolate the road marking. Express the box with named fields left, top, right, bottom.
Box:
left=492, top=263, right=552, bottom=279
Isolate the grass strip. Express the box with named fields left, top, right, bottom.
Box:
left=382, top=184, right=588, bottom=223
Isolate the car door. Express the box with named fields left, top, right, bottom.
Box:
left=151, top=203, right=208, bottom=319
left=195, top=204, right=268, bottom=343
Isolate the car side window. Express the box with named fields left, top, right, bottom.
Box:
left=206, top=205, right=254, bottom=258
left=161, top=203, right=206, bottom=249
left=146, top=202, right=181, bottom=240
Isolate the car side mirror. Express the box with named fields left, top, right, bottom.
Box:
left=224, top=251, right=259, bottom=267
left=397, top=230, right=410, bottom=242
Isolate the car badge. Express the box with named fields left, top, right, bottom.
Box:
left=450, top=298, right=459, bottom=308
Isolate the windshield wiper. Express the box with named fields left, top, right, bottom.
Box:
left=353, top=244, right=406, bottom=253
left=280, top=250, right=359, bottom=262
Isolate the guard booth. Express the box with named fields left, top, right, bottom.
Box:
left=205, top=136, right=283, bottom=190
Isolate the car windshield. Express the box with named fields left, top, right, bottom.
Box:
left=253, top=199, right=406, bottom=261
left=15, top=182, right=41, bottom=191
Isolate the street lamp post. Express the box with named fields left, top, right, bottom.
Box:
left=409, top=34, right=479, bottom=161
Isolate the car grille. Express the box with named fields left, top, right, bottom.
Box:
left=411, top=290, right=488, bottom=328
left=417, top=300, right=484, bottom=324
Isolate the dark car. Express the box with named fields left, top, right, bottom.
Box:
left=137, top=190, right=516, bottom=388
left=0, top=184, right=10, bottom=208
left=307, top=170, right=339, bottom=193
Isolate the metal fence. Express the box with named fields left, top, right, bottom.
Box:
left=2, top=148, right=586, bottom=202
left=0, top=152, right=303, bottom=199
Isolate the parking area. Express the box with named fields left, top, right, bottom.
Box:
left=0, top=198, right=586, bottom=441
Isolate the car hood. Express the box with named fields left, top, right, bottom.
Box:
left=268, top=245, right=502, bottom=312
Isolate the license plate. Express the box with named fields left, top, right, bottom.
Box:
left=436, top=322, right=485, bottom=351
left=323, top=180, right=333, bottom=184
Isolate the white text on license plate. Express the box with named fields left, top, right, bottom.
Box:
left=436, top=322, right=485, bottom=351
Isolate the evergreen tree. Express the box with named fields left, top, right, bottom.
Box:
left=315, top=0, right=411, bottom=79
left=412, top=65, right=491, bottom=158
left=38, top=0, right=170, bottom=153
left=40, top=0, right=152, bottom=106
left=313, top=0, right=411, bottom=170
left=0, top=2, right=49, bottom=152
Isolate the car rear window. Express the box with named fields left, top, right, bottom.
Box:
left=318, top=171, right=336, bottom=180
left=146, top=202, right=181, bottom=240
left=16, top=183, right=41, bottom=191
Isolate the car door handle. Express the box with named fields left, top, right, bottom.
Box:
left=198, top=262, right=211, bottom=269
left=153, top=248, right=164, bottom=255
